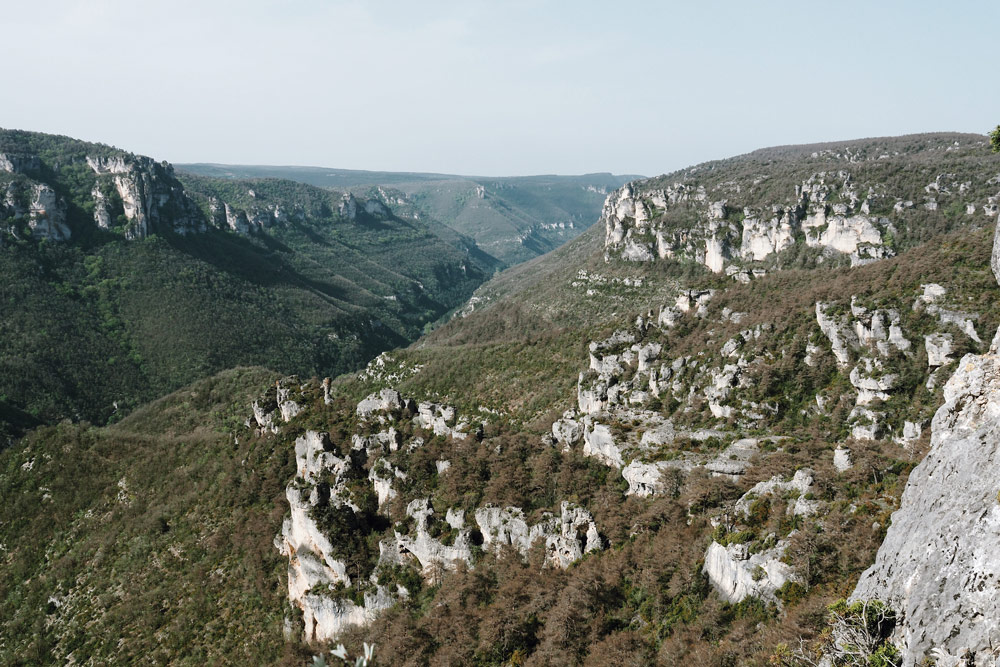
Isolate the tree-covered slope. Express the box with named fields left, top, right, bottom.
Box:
left=0, top=367, right=315, bottom=665
left=0, top=129, right=501, bottom=441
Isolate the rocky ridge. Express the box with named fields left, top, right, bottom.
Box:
left=603, top=135, right=998, bottom=275
left=544, top=236, right=991, bottom=610
left=0, top=131, right=401, bottom=243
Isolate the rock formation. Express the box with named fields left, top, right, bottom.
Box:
left=270, top=382, right=604, bottom=643
left=87, top=155, right=203, bottom=239
left=603, top=171, right=900, bottom=272
left=850, top=223, right=1000, bottom=664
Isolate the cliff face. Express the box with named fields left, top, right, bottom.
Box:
left=1, top=143, right=203, bottom=241
left=0, top=130, right=398, bottom=243
left=87, top=155, right=204, bottom=239
left=850, top=225, right=1000, bottom=665
left=602, top=135, right=998, bottom=276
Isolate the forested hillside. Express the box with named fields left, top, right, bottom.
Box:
left=0, top=129, right=500, bottom=442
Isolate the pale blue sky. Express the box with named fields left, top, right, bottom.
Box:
left=3, top=0, right=997, bottom=176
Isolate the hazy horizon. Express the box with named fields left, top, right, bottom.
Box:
left=4, top=0, right=998, bottom=177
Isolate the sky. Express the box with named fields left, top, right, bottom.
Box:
left=2, top=0, right=998, bottom=176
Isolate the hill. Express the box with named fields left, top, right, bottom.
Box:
left=0, top=129, right=500, bottom=441
left=177, top=163, right=637, bottom=266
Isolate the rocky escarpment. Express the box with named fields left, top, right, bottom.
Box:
left=0, top=130, right=402, bottom=244
left=603, top=174, right=897, bottom=272
left=257, top=378, right=604, bottom=643
left=0, top=143, right=204, bottom=241
left=603, top=136, right=999, bottom=275
left=1, top=153, right=70, bottom=241
left=849, top=226, right=1000, bottom=665
left=87, top=155, right=204, bottom=239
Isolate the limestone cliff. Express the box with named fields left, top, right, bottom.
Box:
left=0, top=130, right=401, bottom=244
left=849, top=224, right=1000, bottom=665
left=602, top=172, right=896, bottom=272
left=602, top=136, right=998, bottom=275
left=87, top=155, right=204, bottom=239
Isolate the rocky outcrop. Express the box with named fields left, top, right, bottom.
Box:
left=850, top=227, right=1000, bottom=663
left=357, top=388, right=408, bottom=421
left=338, top=193, right=389, bottom=220
left=87, top=154, right=203, bottom=239
left=393, top=499, right=474, bottom=578
left=815, top=302, right=857, bottom=367
left=0, top=180, right=71, bottom=241
left=703, top=540, right=798, bottom=604
left=581, top=420, right=623, bottom=468
left=705, top=438, right=762, bottom=479
left=924, top=333, right=954, bottom=367
left=733, top=469, right=820, bottom=518
left=0, top=152, right=40, bottom=174
left=270, top=381, right=605, bottom=643
left=275, top=430, right=396, bottom=643
left=603, top=171, right=897, bottom=272
left=622, top=459, right=689, bottom=497
left=474, top=502, right=602, bottom=568
left=27, top=184, right=70, bottom=241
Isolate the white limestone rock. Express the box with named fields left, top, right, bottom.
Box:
left=833, top=446, right=853, bottom=472
left=706, top=438, right=761, bottom=479
left=368, top=458, right=405, bottom=506
left=816, top=302, right=857, bottom=367
left=622, top=459, right=691, bottom=497
left=27, top=184, right=70, bottom=241
left=296, top=587, right=395, bottom=644
left=275, top=418, right=420, bottom=643
left=394, top=499, right=474, bottom=578
left=704, top=235, right=728, bottom=273
left=251, top=400, right=279, bottom=434
left=356, top=389, right=406, bottom=420
left=338, top=193, right=358, bottom=219
left=413, top=401, right=468, bottom=439
left=0, top=152, right=40, bottom=174
left=850, top=359, right=896, bottom=405
left=703, top=540, right=798, bottom=604
left=581, top=420, right=623, bottom=468
left=639, top=421, right=675, bottom=448
left=734, top=469, right=818, bottom=517
left=740, top=209, right=796, bottom=261
left=474, top=502, right=602, bottom=569
left=551, top=417, right=583, bottom=449
left=445, top=508, right=465, bottom=530
left=924, top=333, right=954, bottom=367
left=276, top=382, right=302, bottom=422
left=87, top=154, right=202, bottom=239
left=849, top=406, right=882, bottom=441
